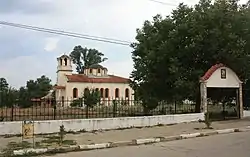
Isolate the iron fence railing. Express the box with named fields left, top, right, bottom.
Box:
left=0, top=99, right=197, bottom=121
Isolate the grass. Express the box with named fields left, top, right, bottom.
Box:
left=0, top=136, right=77, bottom=157
left=1, top=141, right=33, bottom=156
left=37, top=135, right=77, bottom=147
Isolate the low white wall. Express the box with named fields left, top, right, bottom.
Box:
left=0, top=113, right=204, bottom=136
left=243, top=110, right=250, bottom=118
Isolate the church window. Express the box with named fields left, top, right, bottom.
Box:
left=84, top=88, right=90, bottom=94
left=115, top=88, right=119, bottom=98
left=73, top=88, right=78, bottom=98
left=105, top=88, right=109, bottom=98
left=125, top=88, right=129, bottom=98
left=100, top=88, right=104, bottom=98
left=64, top=58, right=67, bottom=66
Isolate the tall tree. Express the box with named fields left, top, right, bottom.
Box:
left=26, top=75, right=52, bottom=99
left=0, top=78, right=9, bottom=92
left=70, top=45, right=108, bottom=73
left=0, top=78, right=19, bottom=107
left=131, top=0, right=250, bottom=111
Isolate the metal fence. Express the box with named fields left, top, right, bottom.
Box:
left=0, top=99, right=197, bottom=121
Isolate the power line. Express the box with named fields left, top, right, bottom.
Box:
left=0, top=21, right=132, bottom=46
left=148, top=0, right=178, bottom=6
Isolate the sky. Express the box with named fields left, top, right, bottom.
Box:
left=0, top=0, right=248, bottom=88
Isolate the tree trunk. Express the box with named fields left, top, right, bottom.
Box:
left=195, top=87, right=201, bottom=113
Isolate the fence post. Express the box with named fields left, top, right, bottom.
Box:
left=86, top=105, right=89, bottom=119
left=11, top=104, right=14, bottom=121
left=113, top=99, right=117, bottom=117
left=174, top=100, right=177, bottom=114
left=52, top=100, right=56, bottom=120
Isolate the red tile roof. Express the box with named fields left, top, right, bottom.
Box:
left=66, top=74, right=130, bottom=83
left=200, top=63, right=225, bottom=81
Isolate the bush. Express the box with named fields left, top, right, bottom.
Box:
left=204, top=112, right=212, bottom=129
left=70, top=98, right=83, bottom=107
left=83, top=88, right=101, bottom=108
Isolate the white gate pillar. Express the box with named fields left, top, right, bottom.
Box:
left=200, top=82, right=207, bottom=113
left=239, top=83, right=243, bottom=119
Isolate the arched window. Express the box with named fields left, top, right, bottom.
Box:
left=73, top=88, right=78, bottom=98
left=95, top=88, right=99, bottom=92
left=115, top=88, right=119, bottom=98
left=105, top=88, right=109, bottom=98
left=84, top=88, right=90, bottom=94
left=125, top=88, right=129, bottom=98
left=64, top=58, right=67, bottom=66
left=60, top=59, right=63, bottom=65
left=100, top=88, right=104, bottom=98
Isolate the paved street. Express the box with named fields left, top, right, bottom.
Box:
left=51, top=131, right=250, bottom=157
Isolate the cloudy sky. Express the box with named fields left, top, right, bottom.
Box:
left=0, top=0, right=247, bottom=88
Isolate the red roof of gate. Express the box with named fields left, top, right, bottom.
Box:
left=200, top=63, right=225, bottom=81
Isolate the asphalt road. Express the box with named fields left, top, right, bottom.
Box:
left=51, top=131, right=250, bottom=157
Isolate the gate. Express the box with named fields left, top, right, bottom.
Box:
left=207, top=88, right=239, bottom=121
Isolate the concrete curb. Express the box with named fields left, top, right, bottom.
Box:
left=12, top=126, right=250, bottom=156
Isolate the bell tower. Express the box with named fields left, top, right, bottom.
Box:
left=56, top=54, right=72, bottom=86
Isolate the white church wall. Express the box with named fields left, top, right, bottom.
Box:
left=65, top=82, right=134, bottom=100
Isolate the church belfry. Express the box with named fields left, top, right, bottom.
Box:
left=57, top=55, right=72, bottom=72
left=56, top=54, right=72, bottom=85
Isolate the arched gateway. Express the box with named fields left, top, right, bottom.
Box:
left=200, top=63, right=243, bottom=119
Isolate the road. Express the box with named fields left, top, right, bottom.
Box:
left=51, top=131, right=250, bottom=157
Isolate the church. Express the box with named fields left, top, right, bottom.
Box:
left=54, top=54, right=134, bottom=106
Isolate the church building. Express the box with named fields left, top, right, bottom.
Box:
left=54, top=54, right=134, bottom=106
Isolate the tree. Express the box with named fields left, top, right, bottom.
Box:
left=26, top=75, right=52, bottom=99
left=70, top=45, right=108, bottom=73
left=70, top=88, right=100, bottom=108
left=17, top=75, right=52, bottom=108
left=18, top=87, right=31, bottom=108
left=83, top=88, right=100, bottom=108
left=0, top=78, right=9, bottom=92
left=131, top=0, right=250, bottom=112
left=0, top=78, right=17, bottom=107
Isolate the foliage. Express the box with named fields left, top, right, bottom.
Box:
left=70, top=45, right=108, bottom=73
left=0, top=77, right=9, bottom=91
left=130, top=0, right=250, bottom=111
left=70, top=98, right=83, bottom=107
left=204, top=112, right=212, bottom=129
left=26, top=75, right=52, bottom=99
left=0, top=76, right=52, bottom=108
left=70, top=88, right=101, bottom=108
left=59, top=125, right=66, bottom=146
left=0, top=78, right=19, bottom=108
left=83, top=88, right=101, bottom=108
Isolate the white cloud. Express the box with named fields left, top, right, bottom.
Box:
left=0, top=55, right=56, bottom=88
left=102, top=58, right=134, bottom=78
left=3, top=0, right=242, bottom=87
left=44, top=37, right=59, bottom=52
